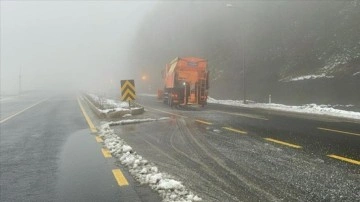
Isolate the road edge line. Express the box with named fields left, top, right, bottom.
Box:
left=327, top=154, right=360, bottom=165
left=264, top=138, right=302, bottom=149
left=317, top=127, right=360, bottom=137
left=142, top=105, right=188, bottom=118
left=212, top=110, right=268, bottom=120
left=0, top=98, right=48, bottom=124
left=101, top=148, right=112, bottom=158
left=195, top=119, right=213, bottom=125
left=222, top=127, right=248, bottom=134
left=77, top=97, right=97, bottom=133
left=112, top=169, right=129, bottom=186
left=95, top=136, right=103, bottom=142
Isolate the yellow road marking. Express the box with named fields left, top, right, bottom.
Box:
left=195, top=119, right=213, bottom=125
left=77, top=98, right=97, bottom=133
left=0, top=98, right=48, bottom=124
left=95, top=136, right=103, bottom=143
left=264, top=138, right=302, bottom=149
left=112, top=169, right=129, bottom=186
left=101, top=148, right=112, bottom=158
left=222, top=127, right=247, bottom=134
left=317, top=127, right=360, bottom=137
left=143, top=105, right=188, bottom=118
left=210, top=110, right=268, bottom=120
left=327, top=154, right=360, bottom=165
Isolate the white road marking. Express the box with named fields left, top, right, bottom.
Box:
left=142, top=105, right=188, bottom=118
left=0, top=98, right=48, bottom=124
left=0, top=97, right=15, bottom=102
left=209, top=110, right=268, bottom=120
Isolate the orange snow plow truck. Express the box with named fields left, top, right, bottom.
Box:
left=158, top=57, right=209, bottom=107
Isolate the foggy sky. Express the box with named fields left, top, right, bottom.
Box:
left=0, top=1, right=155, bottom=94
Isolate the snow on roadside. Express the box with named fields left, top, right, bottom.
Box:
left=87, top=93, right=141, bottom=113
left=107, top=117, right=170, bottom=126
left=282, top=73, right=334, bottom=82
left=99, top=120, right=202, bottom=202
left=99, top=107, right=130, bottom=114
left=207, top=97, right=360, bottom=120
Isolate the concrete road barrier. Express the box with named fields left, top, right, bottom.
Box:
left=82, top=94, right=144, bottom=119
left=83, top=95, right=107, bottom=118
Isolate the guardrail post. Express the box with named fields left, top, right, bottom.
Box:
left=269, top=94, right=272, bottom=104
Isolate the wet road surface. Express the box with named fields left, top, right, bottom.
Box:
left=0, top=92, right=161, bottom=202
left=103, top=94, right=359, bottom=201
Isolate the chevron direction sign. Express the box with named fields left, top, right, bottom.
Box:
left=121, top=80, right=136, bottom=101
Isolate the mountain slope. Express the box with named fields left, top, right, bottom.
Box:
left=130, top=1, right=360, bottom=106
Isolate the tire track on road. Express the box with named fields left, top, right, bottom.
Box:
left=127, top=121, right=233, bottom=201
left=177, top=119, right=264, bottom=201
left=184, top=119, right=304, bottom=201
left=169, top=122, right=240, bottom=202
left=201, top=126, right=311, bottom=201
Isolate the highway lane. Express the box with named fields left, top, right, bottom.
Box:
left=110, top=94, right=360, bottom=201
left=204, top=104, right=360, bottom=164
left=0, top=92, right=49, bottom=123
left=0, top=93, right=161, bottom=202
left=137, top=95, right=360, bottom=166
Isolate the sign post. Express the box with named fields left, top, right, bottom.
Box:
left=121, top=80, right=136, bottom=109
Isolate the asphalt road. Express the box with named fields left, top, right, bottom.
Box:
left=137, top=95, right=360, bottom=166
left=105, top=94, right=359, bottom=201
left=3, top=92, right=357, bottom=201
left=0, top=92, right=160, bottom=202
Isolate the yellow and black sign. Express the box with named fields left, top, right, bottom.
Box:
left=121, top=80, right=136, bottom=101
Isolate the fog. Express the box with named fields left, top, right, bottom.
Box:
left=0, top=1, right=155, bottom=95
left=129, top=1, right=359, bottom=104
left=2, top=1, right=359, bottom=104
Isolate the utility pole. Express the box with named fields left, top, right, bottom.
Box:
left=242, top=33, right=247, bottom=104
left=226, top=3, right=247, bottom=104
left=19, top=67, right=22, bottom=95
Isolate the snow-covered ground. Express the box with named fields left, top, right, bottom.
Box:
left=107, top=117, right=170, bottom=126
left=282, top=73, right=334, bottom=82
left=99, top=120, right=202, bottom=202
left=87, top=93, right=141, bottom=114
left=207, top=97, right=360, bottom=120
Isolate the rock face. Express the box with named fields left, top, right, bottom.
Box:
left=130, top=1, right=360, bottom=106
